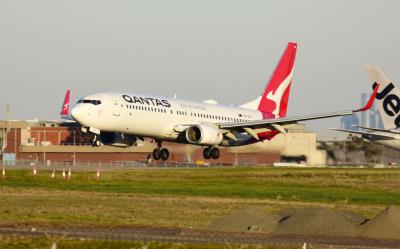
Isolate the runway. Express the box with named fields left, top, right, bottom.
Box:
left=1, top=225, right=399, bottom=248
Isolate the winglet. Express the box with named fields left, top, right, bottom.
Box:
left=60, top=89, right=71, bottom=118
left=353, top=83, right=380, bottom=113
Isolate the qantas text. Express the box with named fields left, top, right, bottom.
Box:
left=122, top=95, right=171, bottom=108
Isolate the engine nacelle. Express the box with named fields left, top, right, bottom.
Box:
left=185, top=124, right=223, bottom=145
left=99, top=132, right=137, bottom=147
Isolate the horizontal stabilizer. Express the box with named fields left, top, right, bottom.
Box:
left=331, top=128, right=396, bottom=140
left=354, top=125, right=400, bottom=134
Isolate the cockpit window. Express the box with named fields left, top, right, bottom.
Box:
left=77, top=99, right=102, bottom=105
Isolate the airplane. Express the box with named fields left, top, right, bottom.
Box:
left=61, top=42, right=378, bottom=161
left=332, top=65, right=400, bottom=151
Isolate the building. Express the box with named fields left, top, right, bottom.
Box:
left=0, top=120, right=326, bottom=166
left=340, top=115, right=360, bottom=131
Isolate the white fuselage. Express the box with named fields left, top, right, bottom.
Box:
left=71, top=93, right=264, bottom=146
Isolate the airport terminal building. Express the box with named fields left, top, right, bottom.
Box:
left=0, top=120, right=326, bottom=166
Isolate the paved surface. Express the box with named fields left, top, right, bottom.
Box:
left=1, top=225, right=400, bottom=248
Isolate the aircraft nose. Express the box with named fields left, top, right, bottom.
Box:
left=71, top=105, right=84, bottom=123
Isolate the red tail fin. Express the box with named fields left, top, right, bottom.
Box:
left=60, top=89, right=71, bottom=117
left=258, top=42, right=297, bottom=119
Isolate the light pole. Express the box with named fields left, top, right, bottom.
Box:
left=343, top=139, right=347, bottom=164
left=2, top=105, right=10, bottom=169
left=73, top=130, right=76, bottom=167
left=43, top=129, right=46, bottom=166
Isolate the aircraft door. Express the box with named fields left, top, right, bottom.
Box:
left=113, top=99, right=121, bottom=117
left=108, top=99, right=122, bottom=131
left=112, top=99, right=122, bottom=119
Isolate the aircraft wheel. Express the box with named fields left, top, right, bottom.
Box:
left=203, top=148, right=211, bottom=159
left=152, top=148, right=160, bottom=160
left=91, top=138, right=100, bottom=147
left=210, top=147, right=220, bottom=160
left=159, top=148, right=169, bottom=161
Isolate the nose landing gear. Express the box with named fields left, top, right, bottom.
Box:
left=91, top=135, right=101, bottom=147
left=203, top=147, right=220, bottom=160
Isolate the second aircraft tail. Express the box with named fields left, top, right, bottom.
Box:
left=365, top=64, right=400, bottom=129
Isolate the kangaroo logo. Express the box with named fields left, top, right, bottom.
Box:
left=265, top=71, right=293, bottom=117
left=63, top=103, right=69, bottom=113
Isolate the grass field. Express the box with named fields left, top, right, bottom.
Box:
left=0, top=167, right=399, bottom=247
left=1, top=167, right=400, bottom=228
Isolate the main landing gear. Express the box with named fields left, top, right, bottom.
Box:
left=203, top=147, right=220, bottom=160
left=152, top=142, right=169, bottom=161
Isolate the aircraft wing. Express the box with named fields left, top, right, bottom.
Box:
left=218, top=84, right=379, bottom=132
left=331, top=128, right=397, bottom=140
left=220, top=110, right=354, bottom=129
left=354, top=126, right=400, bottom=134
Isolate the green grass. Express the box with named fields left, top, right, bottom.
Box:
left=1, top=168, right=400, bottom=205
left=1, top=167, right=399, bottom=229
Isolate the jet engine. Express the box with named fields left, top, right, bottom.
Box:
left=185, top=124, right=223, bottom=145
left=99, top=132, right=137, bottom=147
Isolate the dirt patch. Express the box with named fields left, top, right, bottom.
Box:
left=273, top=207, right=358, bottom=237
left=339, top=209, right=367, bottom=226
left=209, top=206, right=370, bottom=238
left=359, top=205, right=400, bottom=239
left=208, top=207, right=278, bottom=233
